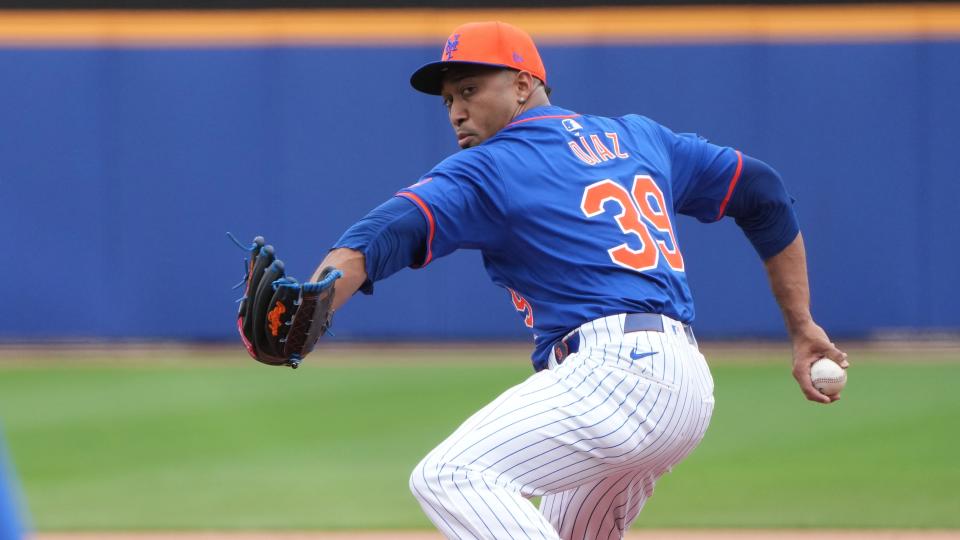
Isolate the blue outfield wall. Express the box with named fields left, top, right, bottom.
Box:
left=2, top=41, right=959, bottom=342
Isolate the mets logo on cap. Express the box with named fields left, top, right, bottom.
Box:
left=444, top=34, right=460, bottom=61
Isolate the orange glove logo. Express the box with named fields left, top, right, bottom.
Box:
left=267, top=301, right=286, bottom=336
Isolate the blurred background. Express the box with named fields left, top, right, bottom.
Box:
left=1, top=0, right=959, bottom=537
left=2, top=2, right=959, bottom=344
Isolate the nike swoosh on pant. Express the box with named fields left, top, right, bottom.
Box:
left=629, top=350, right=657, bottom=360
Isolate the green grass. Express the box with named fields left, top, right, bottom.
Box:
left=640, top=360, right=960, bottom=529
left=0, top=349, right=957, bottom=530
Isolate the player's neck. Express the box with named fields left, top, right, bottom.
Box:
left=511, top=95, right=552, bottom=122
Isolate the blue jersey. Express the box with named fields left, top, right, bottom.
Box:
left=397, top=105, right=743, bottom=370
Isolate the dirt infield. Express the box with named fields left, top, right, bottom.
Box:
left=33, top=531, right=960, bottom=540
left=3, top=339, right=959, bottom=364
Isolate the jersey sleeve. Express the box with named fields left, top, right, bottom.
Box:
left=331, top=196, right=428, bottom=294
left=649, top=120, right=744, bottom=223
left=395, top=147, right=506, bottom=267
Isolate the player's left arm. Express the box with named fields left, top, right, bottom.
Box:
left=310, top=248, right=368, bottom=311
left=722, top=156, right=849, bottom=404
left=310, top=196, right=428, bottom=312
left=309, top=149, right=503, bottom=314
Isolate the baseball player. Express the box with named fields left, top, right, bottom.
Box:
left=0, top=430, right=26, bottom=540
left=245, top=21, right=849, bottom=539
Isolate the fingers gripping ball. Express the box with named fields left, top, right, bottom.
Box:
left=233, top=234, right=342, bottom=369
left=810, top=358, right=847, bottom=396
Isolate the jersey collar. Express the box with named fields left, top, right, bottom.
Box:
left=504, top=105, right=579, bottom=129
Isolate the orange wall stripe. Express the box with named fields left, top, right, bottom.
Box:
left=0, top=5, right=959, bottom=47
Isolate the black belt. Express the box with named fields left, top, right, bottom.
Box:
left=552, top=313, right=696, bottom=366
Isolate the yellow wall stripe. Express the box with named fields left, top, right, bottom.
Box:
left=1, top=5, right=959, bottom=47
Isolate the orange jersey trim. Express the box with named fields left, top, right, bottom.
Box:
left=506, top=113, right=580, bottom=129
left=397, top=191, right=436, bottom=267
left=1, top=6, right=960, bottom=47
left=716, top=150, right=744, bottom=221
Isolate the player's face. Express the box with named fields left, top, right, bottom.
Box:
left=441, top=68, right=520, bottom=149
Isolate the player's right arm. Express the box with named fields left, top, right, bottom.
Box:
left=762, top=232, right=848, bottom=403
left=650, top=118, right=848, bottom=404
left=720, top=157, right=849, bottom=403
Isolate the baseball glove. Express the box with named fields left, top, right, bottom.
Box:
left=231, top=234, right=342, bottom=369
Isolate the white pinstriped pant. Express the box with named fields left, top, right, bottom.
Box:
left=409, top=313, right=715, bottom=540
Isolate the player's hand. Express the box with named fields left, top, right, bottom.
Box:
left=230, top=234, right=341, bottom=369
left=790, top=321, right=848, bottom=404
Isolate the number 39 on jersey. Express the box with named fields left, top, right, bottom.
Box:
left=581, top=174, right=685, bottom=273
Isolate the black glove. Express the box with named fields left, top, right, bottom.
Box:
left=233, top=235, right=341, bottom=368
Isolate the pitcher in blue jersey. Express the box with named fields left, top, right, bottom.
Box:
left=313, top=21, right=848, bottom=539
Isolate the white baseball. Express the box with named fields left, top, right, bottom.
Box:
left=810, top=358, right=847, bottom=396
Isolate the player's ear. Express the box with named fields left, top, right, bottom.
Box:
left=514, top=70, right=536, bottom=103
